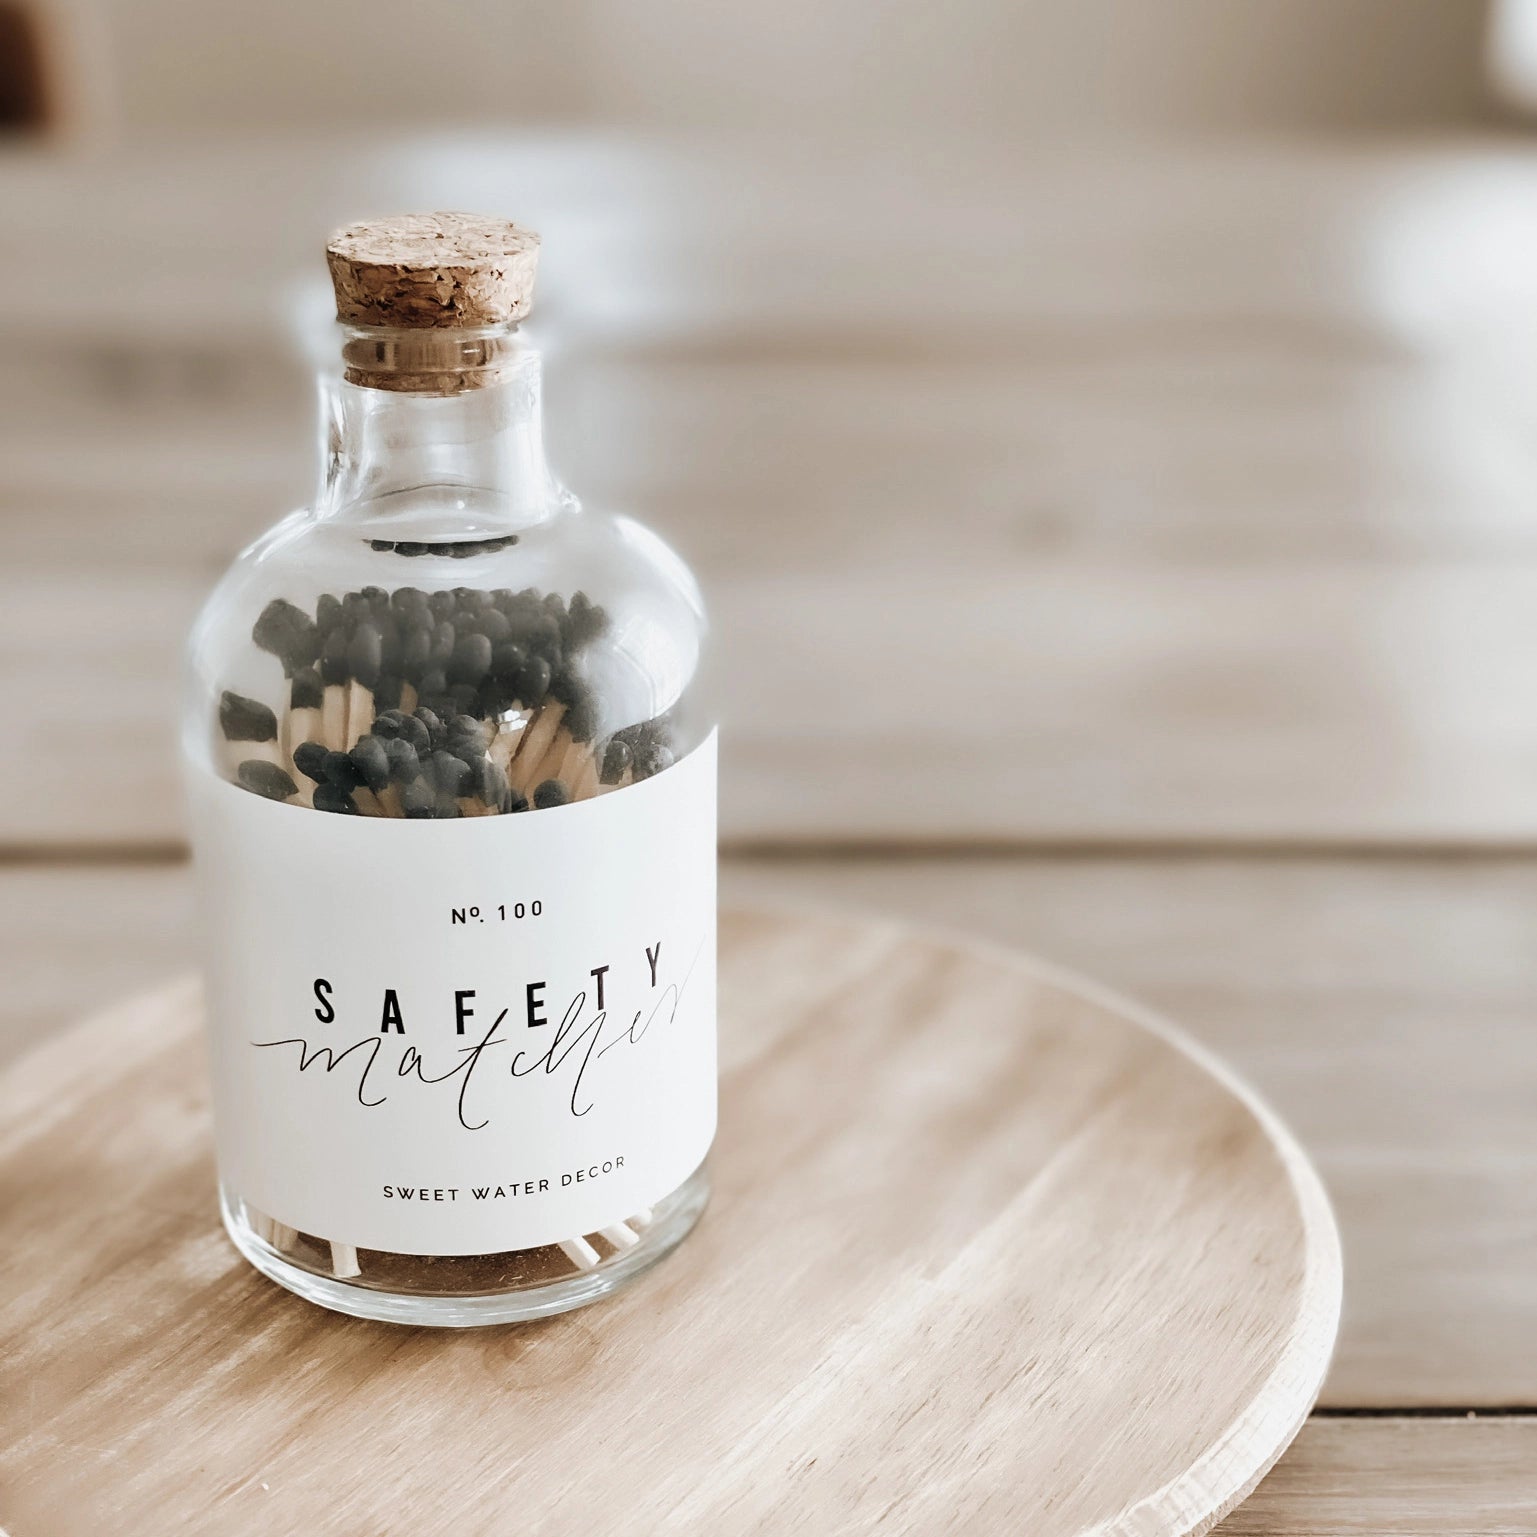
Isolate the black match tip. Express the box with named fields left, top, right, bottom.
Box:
left=289, top=667, right=324, bottom=711
left=251, top=598, right=319, bottom=675
left=448, top=713, right=489, bottom=750
left=599, top=738, right=633, bottom=785
left=514, top=654, right=551, bottom=705
left=448, top=631, right=492, bottom=685
left=236, top=760, right=298, bottom=801
left=320, top=626, right=350, bottom=686
left=219, top=690, right=278, bottom=743
left=563, top=692, right=597, bottom=743
left=292, top=740, right=329, bottom=783
left=401, top=621, right=432, bottom=680
left=350, top=735, right=391, bottom=793
left=313, top=783, right=360, bottom=815
left=533, top=779, right=569, bottom=809
left=384, top=737, right=420, bottom=783
left=565, top=590, right=609, bottom=647
left=625, top=717, right=678, bottom=779
left=397, top=713, right=431, bottom=754
left=401, top=777, right=436, bottom=818
left=478, top=607, right=512, bottom=643
left=346, top=622, right=383, bottom=687
left=412, top=707, right=446, bottom=747
left=430, top=749, right=473, bottom=799
left=321, top=749, right=363, bottom=791
left=477, top=756, right=507, bottom=810
left=491, top=640, right=526, bottom=685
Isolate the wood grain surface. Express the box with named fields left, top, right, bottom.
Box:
left=4, top=856, right=1530, bottom=1411
left=6, top=139, right=1537, bottom=849
left=2, top=132, right=1534, bottom=1529
left=0, top=907, right=1339, bottom=1537
left=19, top=556, right=1537, bottom=850
left=1220, top=1417, right=1537, bottom=1535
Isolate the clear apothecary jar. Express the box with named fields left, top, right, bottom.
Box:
left=181, top=214, right=716, bottom=1326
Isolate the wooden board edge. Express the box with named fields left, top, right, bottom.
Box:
left=0, top=904, right=1344, bottom=1537
left=717, top=896, right=1346, bottom=1537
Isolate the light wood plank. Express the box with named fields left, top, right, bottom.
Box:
left=0, top=909, right=1337, bottom=1537
left=4, top=136, right=1537, bottom=344
left=12, top=343, right=1537, bottom=574
left=1220, top=1417, right=1537, bottom=1534
left=719, top=562, right=1537, bottom=846
left=5, top=142, right=1537, bottom=848
left=6, top=559, right=1537, bottom=848
left=3, top=856, right=1533, bottom=1408
left=568, top=351, right=1537, bottom=569
left=727, top=855, right=1537, bottom=1408
left=0, top=865, right=192, bottom=1065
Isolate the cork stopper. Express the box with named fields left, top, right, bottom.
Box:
left=325, top=213, right=540, bottom=330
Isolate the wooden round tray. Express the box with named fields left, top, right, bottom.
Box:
left=0, top=906, right=1339, bottom=1537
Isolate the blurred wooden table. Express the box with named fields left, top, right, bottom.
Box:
left=2, top=132, right=1536, bottom=1532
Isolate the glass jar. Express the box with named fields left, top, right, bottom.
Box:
left=182, top=216, right=716, bottom=1326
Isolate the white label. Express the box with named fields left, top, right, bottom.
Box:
left=188, top=733, right=716, bottom=1255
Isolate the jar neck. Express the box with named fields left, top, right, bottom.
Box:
left=315, top=326, right=569, bottom=533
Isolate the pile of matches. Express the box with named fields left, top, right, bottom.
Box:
left=221, top=581, right=680, bottom=1281
left=218, top=583, right=676, bottom=819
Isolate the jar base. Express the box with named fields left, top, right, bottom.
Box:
left=219, top=1168, right=710, bottom=1327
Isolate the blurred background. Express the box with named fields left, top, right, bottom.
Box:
left=0, top=0, right=1517, bottom=138
left=3, top=1, right=1537, bottom=1522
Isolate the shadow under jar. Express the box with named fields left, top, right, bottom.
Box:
left=183, top=214, right=716, bottom=1326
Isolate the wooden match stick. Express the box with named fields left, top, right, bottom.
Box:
left=344, top=620, right=383, bottom=749
left=555, top=735, right=594, bottom=787
left=283, top=669, right=326, bottom=803
left=344, top=682, right=372, bottom=749
left=488, top=711, right=531, bottom=777
left=248, top=1207, right=299, bottom=1251
left=282, top=669, right=325, bottom=752
left=319, top=622, right=350, bottom=749
left=558, top=1237, right=601, bottom=1271
left=321, top=687, right=347, bottom=750
left=509, top=702, right=565, bottom=794
left=526, top=726, right=576, bottom=792
left=571, top=752, right=600, bottom=802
